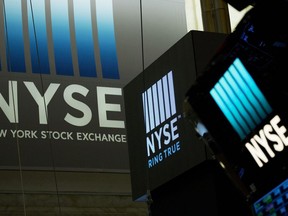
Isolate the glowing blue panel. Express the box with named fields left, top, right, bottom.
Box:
left=230, top=64, right=267, bottom=119
left=234, top=58, right=272, bottom=115
left=4, top=0, right=26, bottom=72
left=225, top=70, right=261, bottom=125
left=219, top=76, right=256, bottom=130
left=28, top=0, right=50, bottom=74
left=211, top=58, right=273, bottom=140
left=50, top=0, right=73, bottom=76
left=215, top=83, right=250, bottom=135
left=210, top=88, right=246, bottom=139
left=74, top=0, right=97, bottom=77
left=96, top=0, right=119, bottom=79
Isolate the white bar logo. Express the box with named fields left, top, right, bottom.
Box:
left=142, top=71, right=176, bottom=133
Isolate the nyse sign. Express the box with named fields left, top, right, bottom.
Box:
left=0, top=79, right=126, bottom=143
left=245, top=114, right=288, bottom=168
left=142, top=71, right=182, bottom=168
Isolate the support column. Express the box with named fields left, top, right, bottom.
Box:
left=200, top=0, right=231, bottom=33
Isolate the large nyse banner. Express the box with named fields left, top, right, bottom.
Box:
left=0, top=0, right=187, bottom=171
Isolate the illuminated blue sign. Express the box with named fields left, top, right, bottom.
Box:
left=210, top=58, right=272, bottom=140
left=2, top=0, right=119, bottom=79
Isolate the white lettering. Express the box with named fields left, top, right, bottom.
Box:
left=64, top=84, right=92, bottom=127
left=24, top=82, right=60, bottom=124
left=146, top=135, right=155, bottom=157
left=97, top=86, right=125, bottom=128
left=253, top=129, right=275, bottom=158
left=263, top=124, right=284, bottom=152
left=76, top=132, right=126, bottom=142
left=245, top=138, right=269, bottom=168
left=271, top=115, right=288, bottom=146
left=41, top=131, right=74, bottom=140
left=146, top=117, right=180, bottom=157
left=245, top=115, right=288, bottom=167
left=170, top=117, right=179, bottom=141
left=0, top=81, right=18, bottom=123
left=163, top=123, right=171, bottom=145
left=0, top=81, right=126, bottom=131
left=10, top=130, right=38, bottom=139
left=0, top=129, right=7, bottom=138
left=154, top=127, right=162, bottom=150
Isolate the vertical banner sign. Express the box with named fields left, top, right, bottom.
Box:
left=0, top=0, right=188, bottom=171
left=0, top=0, right=126, bottom=170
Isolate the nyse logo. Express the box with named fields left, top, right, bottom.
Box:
left=245, top=115, right=288, bottom=168
left=0, top=81, right=125, bottom=128
left=209, top=58, right=288, bottom=168
left=142, top=71, right=181, bottom=168
left=1, top=0, right=119, bottom=79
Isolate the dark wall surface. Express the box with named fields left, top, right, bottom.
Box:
left=149, top=159, right=254, bottom=216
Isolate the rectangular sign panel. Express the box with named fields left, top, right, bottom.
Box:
left=0, top=0, right=187, bottom=171
left=124, top=31, right=227, bottom=200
